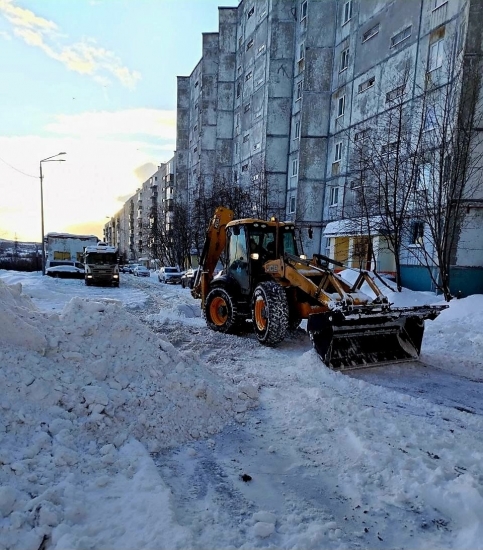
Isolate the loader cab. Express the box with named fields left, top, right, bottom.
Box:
left=225, top=221, right=298, bottom=296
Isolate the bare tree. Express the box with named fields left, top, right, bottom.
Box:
left=346, top=60, right=425, bottom=290
left=408, top=43, right=483, bottom=300
left=146, top=201, right=192, bottom=268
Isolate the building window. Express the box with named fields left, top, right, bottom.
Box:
left=243, top=133, right=250, bottom=143
left=354, top=128, right=370, bottom=142
left=292, top=159, right=299, bottom=176
left=242, top=163, right=249, bottom=172
left=386, top=85, right=405, bottom=103
left=342, top=1, right=352, bottom=24
left=301, top=0, right=307, bottom=20
left=289, top=196, right=296, bottom=213
left=334, top=142, right=342, bottom=162
left=244, top=103, right=251, bottom=112
left=363, top=23, right=380, bottom=42
left=340, top=48, right=349, bottom=71
left=428, top=38, right=444, bottom=72
left=257, top=44, right=266, bottom=55
left=193, top=147, right=198, bottom=153
left=193, top=125, right=198, bottom=131
left=391, top=25, right=411, bottom=47
left=337, top=95, right=345, bottom=117
left=195, top=80, right=199, bottom=88
left=246, top=38, right=254, bottom=50
left=247, top=6, right=254, bottom=19
left=253, top=142, right=261, bottom=150
left=256, top=108, right=263, bottom=119
left=295, top=120, right=300, bottom=139
left=245, top=71, right=253, bottom=81
left=236, top=82, right=241, bottom=98
left=358, top=76, right=375, bottom=93
left=458, top=21, right=466, bottom=53
left=299, top=42, right=305, bottom=61
left=424, top=105, right=437, bottom=131
left=329, top=187, right=339, bottom=206
left=381, top=141, right=398, bottom=156
left=237, top=65, right=242, bottom=75
left=410, top=221, right=424, bottom=245
left=433, top=0, right=447, bottom=9
left=255, top=77, right=264, bottom=89
left=296, top=81, right=303, bottom=100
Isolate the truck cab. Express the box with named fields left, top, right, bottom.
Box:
left=84, top=242, right=120, bottom=287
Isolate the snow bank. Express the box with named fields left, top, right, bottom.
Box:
left=0, top=278, right=255, bottom=549
left=422, top=295, right=483, bottom=378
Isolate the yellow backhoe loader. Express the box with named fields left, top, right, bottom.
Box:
left=191, top=207, right=447, bottom=370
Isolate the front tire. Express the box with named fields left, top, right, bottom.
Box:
left=252, top=282, right=289, bottom=346
left=204, top=287, right=239, bottom=333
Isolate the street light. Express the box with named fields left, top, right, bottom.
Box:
left=40, top=152, right=66, bottom=275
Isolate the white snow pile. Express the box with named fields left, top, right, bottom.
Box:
left=422, top=294, right=483, bottom=377
left=0, top=278, right=257, bottom=549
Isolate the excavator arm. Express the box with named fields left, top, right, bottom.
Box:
left=191, top=207, right=234, bottom=305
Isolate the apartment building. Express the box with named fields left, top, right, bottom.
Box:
left=104, top=158, right=175, bottom=263
left=104, top=0, right=482, bottom=294
left=174, top=0, right=483, bottom=295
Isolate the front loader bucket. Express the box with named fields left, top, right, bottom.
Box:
left=307, top=306, right=447, bottom=371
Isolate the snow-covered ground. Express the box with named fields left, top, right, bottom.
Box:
left=0, top=270, right=482, bottom=549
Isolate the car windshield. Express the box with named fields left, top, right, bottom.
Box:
left=137, top=266, right=148, bottom=271
left=165, top=268, right=179, bottom=273
left=85, top=252, right=117, bottom=264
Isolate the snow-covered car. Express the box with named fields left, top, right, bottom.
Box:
left=45, top=262, right=85, bottom=279
left=158, top=267, right=183, bottom=284
left=133, top=265, right=150, bottom=277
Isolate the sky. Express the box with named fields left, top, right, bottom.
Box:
left=0, top=0, right=238, bottom=242
left=0, top=268, right=482, bottom=548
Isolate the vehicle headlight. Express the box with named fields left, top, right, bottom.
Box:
left=113, top=274, right=119, bottom=278
left=87, top=274, right=93, bottom=278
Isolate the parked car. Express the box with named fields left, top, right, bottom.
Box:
left=133, top=265, right=150, bottom=277
left=119, top=265, right=130, bottom=273
left=46, top=261, right=85, bottom=279
left=158, top=266, right=182, bottom=284
left=181, top=267, right=200, bottom=289
left=127, top=264, right=141, bottom=274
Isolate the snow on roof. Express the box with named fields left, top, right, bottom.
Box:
left=324, top=216, right=385, bottom=238
left=46, top=232, right=98, bottom=240
left=84, top=243, right=118, bottom=253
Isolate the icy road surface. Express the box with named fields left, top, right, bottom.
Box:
left=1, top=270, right=481, bottom=549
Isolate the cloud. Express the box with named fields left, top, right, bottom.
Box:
left=0, top=128, right=172, bottom=242
left=46, top=109, right=176, bottom=140
left=133, top=163, right=158, bottom=183
left=0, top=0, right=140, bottom=89
left=0, top=30, right=11, bottom=39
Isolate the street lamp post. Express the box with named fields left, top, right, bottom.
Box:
left=40, top=152, right=66, bottom=275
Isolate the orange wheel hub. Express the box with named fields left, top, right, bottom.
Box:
left=254, top=297, right=267, bottom=331
left=210, top=296, right=228, bottom=326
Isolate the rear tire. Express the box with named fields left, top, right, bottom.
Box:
left=204, top=287, right=239, bottom=333
left=252, top=282, right=289, bottom=345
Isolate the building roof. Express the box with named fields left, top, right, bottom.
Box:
left=324, top=217, right=386, bottom=238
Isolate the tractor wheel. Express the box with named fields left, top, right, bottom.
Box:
left=252, top=282, right=289, bottom=346
left=204, top=288, right=239, bottom=333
